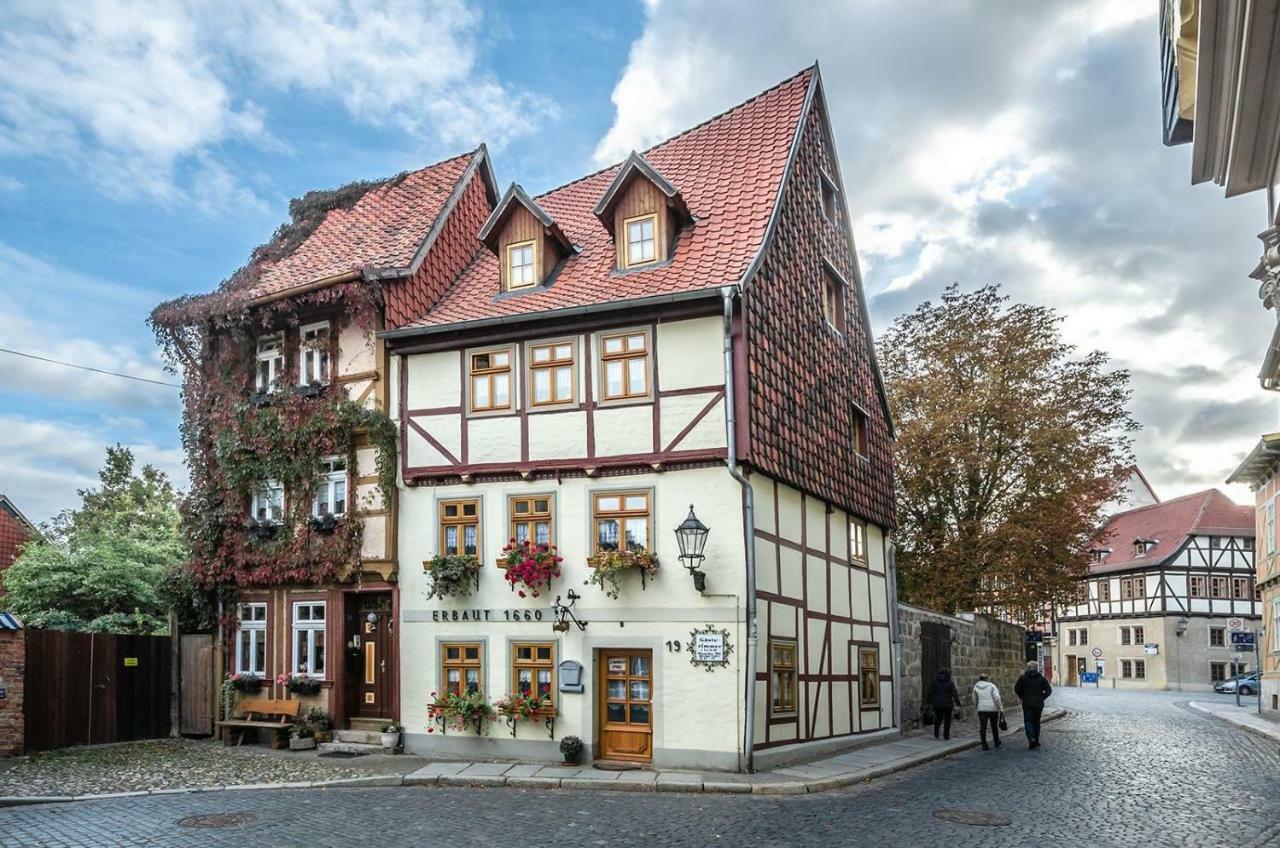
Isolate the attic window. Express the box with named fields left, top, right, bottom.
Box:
left=1092, top=549, right=1111, bottom=563
left=819, top=172, right=839, bottom=223
left=822, top=270, right=846, bottom=333
left=1133, top=538, right=1156, bottom=556
left=507, top=241, right=536, bottom=289
left=851, top=403, right=869, bottom=458
left=624, top=214, right=658, bottom=267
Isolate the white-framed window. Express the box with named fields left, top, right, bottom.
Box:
left=255, top=333, right=284, bottom=393
left=291, top=601, right=326, bottom=678
left=624, top=214, right=657, bottom=267
left=849, top=520, right=867, bottom=564
left=299, top=321, right=330, bottom=386
left=250, top=481, right=284, bottom=524
left=507, top=241, right=536, bottom=289
left=312, top=456, right=347, bottom=518
left=1268, top=499, right=1276, bottom=554
left=236, top=603, right=266, bottom=675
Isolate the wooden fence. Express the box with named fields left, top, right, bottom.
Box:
left=23, top=630, right=171, bottom=753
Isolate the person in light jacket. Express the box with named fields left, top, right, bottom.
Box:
left=926, top=668, right=962, bottom=740
left=972, top=673, right=1003, bottom=750
left=1013, top=660, right=1053, bottom=749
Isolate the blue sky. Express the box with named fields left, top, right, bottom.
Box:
left=0, top=1, right=1275, bottom=523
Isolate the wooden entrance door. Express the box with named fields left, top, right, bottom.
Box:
left=598, top=650, right=653, bottom=762
left=349, top=593, right=393, bottom=720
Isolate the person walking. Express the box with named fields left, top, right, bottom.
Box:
left=1013, top=660, right=1052, bottom=749
left=927, top=668, right=961, bottom=740
left=972, top=673, right=1004, bottom=750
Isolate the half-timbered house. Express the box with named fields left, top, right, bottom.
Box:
left=1227, top=433, right=1280, bottom=716
left=1052, top=489, right=1257, bottom=691
left=384, top=66, right=897, bottom=771
left=153, top=148, right=500, bottom=734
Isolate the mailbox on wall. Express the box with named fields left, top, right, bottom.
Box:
left=558, top=660, right=584, bottom=693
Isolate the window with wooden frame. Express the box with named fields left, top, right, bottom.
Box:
left=255, top=333, right=284, bottom=393
left=593, top=491, right=651, bottom=553
left=1133, top=626, right=1144, bottom=644
left=509, top=495, right=552, bottom=546
left=1232, top=576, right=1250, bottom=599
left=512, top=643, right=555, bottom=709
left=1120, top=659, right=1133, bottom=678
left=822, top=269, right=846, bottom=333
left=849, top=519, right=867, bottom=564
left=1133, top=659, right=1146, bottom=679
left=1068, top=628, right=1077, bottom=646
left=819, top=172, right=840, bottom=223
left=298, top=320, right=330, bottom=386
left=851, top=404, right=869, bottom=458
left=1077, top=628, right=1088, bottom=645
left=623, top=214, right=658, bottom=267
left=1097, top=580, right=1111, bottom=602
left=1269, top=499, right=1277, bottom=554
left=469, top=348, right=513, bottom=413
left=858, top=645, right=881, bottom=708
left=1209, top=626, right=1226, bottom=648
left=1120, top=626, right=1132, bottom=646
left=599, top=331, right=649, bottom=401
left=1190, top=575, right=1206, bottom=597
left=1210, top=576, right=1228, bottom=599
left=439, top=499, right=480, bottom=557
left=528, top=341, right=574, bottom=407
left=770, top=639, right=797, bottom=716
left=507, top=241, right=536, bottom=289
left=1231, top=661, right=1249, bottom=677
left=1210, top=661, right=1227, bottom=682
left=441, top=642, right=483, bottom=696
left=291, top=601, right=326, bottom=678
left=236, top=602, right=266, bottom=676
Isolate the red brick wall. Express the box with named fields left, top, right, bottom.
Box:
left=744, top=100, right=896, bottom=529
left=0, top=508, right=33, bottom=599
left=0, top=631, right=23, bottom=756
left=383, top=169, right=493, bottom=329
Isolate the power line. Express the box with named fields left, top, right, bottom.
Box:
left=0, top=346, right=179, bottom=388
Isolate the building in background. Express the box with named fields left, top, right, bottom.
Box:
left=386, top=65, right=898, bottom=771
left=0, top=495, right=38, bottom=599
left=1227, top=434, right=1280, bottom=715
left=1053, top=489, right=1257, bottom=691
left=1109, top=467, right=1160, bottom=515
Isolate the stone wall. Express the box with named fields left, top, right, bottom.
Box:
left=898, top=604, right=1027, bottom=728
left=0, top=630, right=23, bottom=755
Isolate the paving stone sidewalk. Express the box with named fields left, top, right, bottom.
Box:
left=1188, top=699, right=1280, bottom=744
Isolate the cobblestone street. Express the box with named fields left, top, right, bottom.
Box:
left=3, top=689, right=1277, bottom=848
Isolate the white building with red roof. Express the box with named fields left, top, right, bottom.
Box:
left=1052, top=489, right=1258, bottom=691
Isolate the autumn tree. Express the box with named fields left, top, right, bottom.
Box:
left=879, top=286, right=1137, bottom=622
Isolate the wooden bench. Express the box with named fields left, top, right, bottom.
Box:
left=215, top=697, right=300, bottom=749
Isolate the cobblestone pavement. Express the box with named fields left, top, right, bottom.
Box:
left=3, top=689, right=1277, bottom=848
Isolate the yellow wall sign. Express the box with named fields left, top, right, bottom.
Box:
left=123, top=657, right=138, bottom=667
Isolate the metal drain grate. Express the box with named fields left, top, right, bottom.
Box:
left=933, top=809, right=1011, bottom=827
left=177, top=812, right=259, bottom=829
left=318, top=750, right=367, bottom=758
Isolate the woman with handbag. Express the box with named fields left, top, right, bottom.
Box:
left=973, top=673, right=1005, bottom=750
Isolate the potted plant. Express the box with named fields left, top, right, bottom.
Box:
left=423, top=554, right=481, bottom=599
left=277, top=673, right=322, bottom=696
left=309, top=512, right=339, bottom=533
left=305, top=707, right=332, bottom=743
left=289, top=722, right=317, bottom=750
left=559, top=735, right=584, bottom=765
left=500, top=539, right=562, bottom=598
left=494, top=692, right=544, bottom=721
left=428, top=690, right=495, bottom=734
left=585, top=549, right=659, bottom=599
left=227, top=672, right=263, bottom=693
left=380, top=721, right=402, bottom=750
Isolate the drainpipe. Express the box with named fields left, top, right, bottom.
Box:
left=887, top=539, right=903, bottom=734
left=721, top=286, right=758, bottom=772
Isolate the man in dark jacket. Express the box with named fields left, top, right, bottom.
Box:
left=1013, top=661, right=1053, bottom=749
left=926, top=668, right=962, bottom=740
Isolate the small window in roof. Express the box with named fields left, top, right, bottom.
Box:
left=819, top=173, right=839, bottom=223
left=624, top=214, right=657, bottom=267
left=507, top=241, right=536, bottom=289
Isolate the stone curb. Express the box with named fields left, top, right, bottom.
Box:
left=0, top=708, right=1067, bottom=806
left=1187, top=702, right=1280, bottom=745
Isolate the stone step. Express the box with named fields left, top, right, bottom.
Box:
left=347, top=717, right=387, bottom=734
left=335, top=729, right=382, bottom=745
left=318, top=740, right=386, bottom=756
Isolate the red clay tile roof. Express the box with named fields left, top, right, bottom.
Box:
left=243, top=150, right=479, bottom=300
left=401, top=66, right=815, bottom=329
left=0, top=496, right=37, bottom=595
left=1090, top=489, right=1253, bottom=574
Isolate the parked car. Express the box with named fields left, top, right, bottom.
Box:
left=1214, top=672, right=1260, bottom=695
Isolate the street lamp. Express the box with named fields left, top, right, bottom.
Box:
left=674, top=504, right=710, bottom=593
left=1174, top=616, right=1189, bottom=692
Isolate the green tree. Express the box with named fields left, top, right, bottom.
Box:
left=2, top=446, right=188, bottom=633
left=880, top=286, right=1137, bottom=621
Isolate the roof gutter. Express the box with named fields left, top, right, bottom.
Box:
left=379, top=287, right=725, bottom=343
left=246, top=270, right=365, bottom=307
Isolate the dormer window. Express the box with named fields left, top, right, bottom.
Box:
left=507, top=241, right=536, bottom=289
left=819, top=171, right=840, bottom=223
left=624, top=214, right=658, bottom=267
left=1133, top=538, right=1156, bottom=556
left=299, top=321, right=330, bottom=386
left=822, top=270, right=846, bottom=333
left=255, top=334, right=284, bottom=393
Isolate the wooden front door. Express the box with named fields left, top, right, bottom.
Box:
left=598, top=649, right=653, bottom=762
left=348, top=593, right=393, bottom=720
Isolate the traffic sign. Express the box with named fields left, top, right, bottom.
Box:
left=1091, top=648, right=1103, bottom=658
left=1228, top=617, right=1244, bottom=630
left=1231, top=630, right=1256, bottom=649
left=1081, top=672, right=1100, bottom=684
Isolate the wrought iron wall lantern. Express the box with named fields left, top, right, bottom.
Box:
left=674, top=504, right=710, bottom=593
left=552, top=590, right=589, bottom=633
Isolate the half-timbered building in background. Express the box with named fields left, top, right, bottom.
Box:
left=1052, top=489, right=1257, bottom=691
left=384, top=65, right=897, bottom=771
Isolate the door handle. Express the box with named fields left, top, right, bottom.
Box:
left=380, top=659, right=386, bottom=673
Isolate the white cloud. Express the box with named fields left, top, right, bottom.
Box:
left=0, top=416, right=186, bottom=525
left=0, top=0, right=550, bottom=205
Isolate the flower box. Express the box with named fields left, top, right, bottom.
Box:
left=423, top=554, right=481, bottom=599
left=498, top=540, right=562, bottom=599
left=586, top=549, right=659, bottom=598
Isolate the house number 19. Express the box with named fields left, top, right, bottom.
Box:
left=665, top=640, right=682, bottom=652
